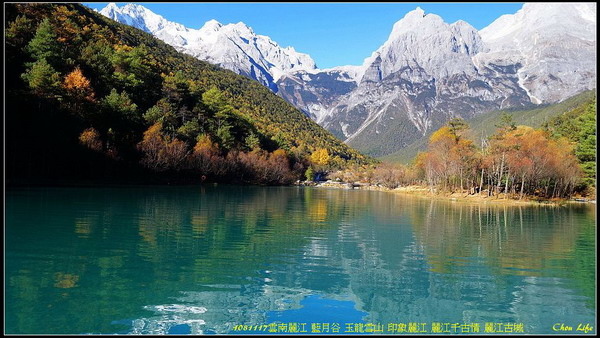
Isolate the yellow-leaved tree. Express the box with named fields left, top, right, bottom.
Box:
left=78, top=127, right=102, bottom=151
left=63, top=66, right=95, bottom=101
left=310, top=148, right=330, bottom=166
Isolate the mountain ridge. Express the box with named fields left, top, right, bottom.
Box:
left=99, top=3, right=317, bottom=91
left=97, top=3, right=597, bottom=158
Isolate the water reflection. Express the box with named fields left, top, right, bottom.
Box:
left=5, top=186, right=596, bottom=334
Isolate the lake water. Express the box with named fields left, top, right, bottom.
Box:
left=5, top=185, right=596, bottom=334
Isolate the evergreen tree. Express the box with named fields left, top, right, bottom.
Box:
left=305, top=166, right=315, bottom=182
left=27, top=18, right=60, bottom=65
left=21, top=58, right=61, bottom=97
left=245, top=132, right=261, bottom=150
left=144, top=98, right=176, bottom=125
left=6, top=15, right=34, bottom=51
left=575, top=102, right=596, bottom=186
left=447, top=117, right=469, bottom=141
left=495, top=112, right=517, bottom=132
left=216, top=124, right=235, bottom=150
left=177, top=119, right=201, bottom=141
left=101, top=88, right=139, bottom=132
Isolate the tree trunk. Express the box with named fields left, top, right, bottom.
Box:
left=496, top=153, right=505, bottom=198
left=505, top=172, right=510, bottom=199
left=519, top=174, right=525, bottom=200
left=479, top=168, right=484, bottom=195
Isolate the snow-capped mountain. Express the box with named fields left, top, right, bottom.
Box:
left=361, top=7, right=486, bottom=82
left=279, top=4, right=596, bottom=156
left=294, top=7, right=531, bottom=154
left=98, top=3, right=596, bottom=158
left=478, top=3, right=596, bottom=103
left=99, top=3, right=317, bottom=91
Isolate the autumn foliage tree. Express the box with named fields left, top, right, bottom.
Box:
left=236, top=148, right=295, bottom=185
left=137, top=122, right=189, bottom=172
left=419, top=118, right=478, bottom=192
left=492, top=126, right=582, bottom=199
left=310, top=148, right=330, bottom=166
left=192, top=134, right=223, bottom=178
left=63, top=66, right=94, bottom=101
left=62, top=66, right=96, bottom=115
left=416, top=118, right=583, bottom=199
left=78, top=127, right=102, bottom=152
left=372, top=163, right=412, bottom=189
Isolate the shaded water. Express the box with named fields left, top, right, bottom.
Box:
left=5, top=185, right=596, bottom=334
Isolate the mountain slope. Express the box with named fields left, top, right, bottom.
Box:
left=467, top=90, right=597, bottom=143
left=276, top=65, right=362, bottom=122
left=98, top=3, right=317, bottom=91
left=6, top=3, right=370, bottom=184
left=542, top=93, right=596, bottom=187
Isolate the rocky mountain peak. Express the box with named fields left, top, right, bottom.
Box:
left=480, top=3, right=596, bottom=47
left=479, top=2, right=596, bottom=103
left=100, top=2, right=188, bottom=33
left=360, top=6, right=485, bottom=83
left=200, top=19, right=223, bottom=31
left=387, top=7, right=445, bottom=42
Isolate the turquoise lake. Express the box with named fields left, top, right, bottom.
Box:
left=5, top=185, right=596, bottom=334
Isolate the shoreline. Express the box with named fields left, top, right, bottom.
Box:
left=7, top=179, right=596, bottom=207
left=309, top=181, right=596, bottom=207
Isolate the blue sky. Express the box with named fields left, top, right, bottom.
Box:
left=83, top=2, right=524, bottom=69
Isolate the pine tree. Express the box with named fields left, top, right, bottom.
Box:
left=245, top=132, right=261, bottom=150
left=305, top=166, right=315, bottom=182
left=21, top=58, right=61, bottom=97
left=27, top=18, right=60, bottom=65
left=102, top=88, right=138, bottom=122
left=575, top=102, right=597, bottom=186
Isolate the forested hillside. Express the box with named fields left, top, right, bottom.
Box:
left=5, top=3, right=371, bottom=185
left=381, top=91, right=596, bottom=164
left=543, top=98, right=596, bottom=188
